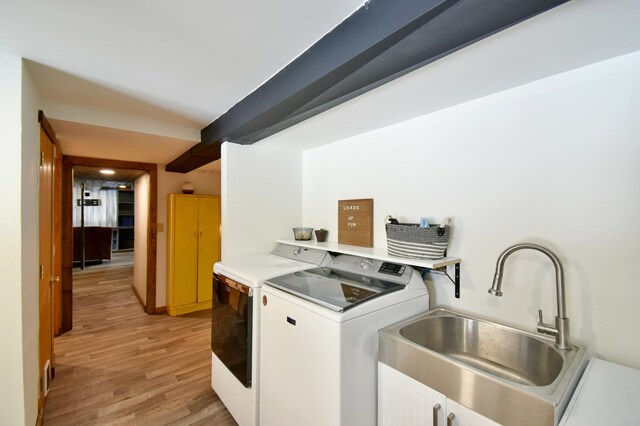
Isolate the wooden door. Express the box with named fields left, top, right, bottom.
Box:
left=52, top=143, right=62, bottom=336
left=171, top=196, right=199, bottom=306
left=38, top=128, right=55, bottom=410
left=197, top=196, right=220, bottom=302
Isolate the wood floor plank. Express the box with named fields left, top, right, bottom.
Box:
left=43, top=262, right=237, bottom=425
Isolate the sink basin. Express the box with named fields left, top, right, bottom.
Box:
left=379, top=308, right=587, bottom=426
left=399, top=315, right=563, bottom=386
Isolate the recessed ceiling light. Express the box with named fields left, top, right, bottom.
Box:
left=118, top=184, right=127, bottom=189
left=100, top=169, right=115, bottom=175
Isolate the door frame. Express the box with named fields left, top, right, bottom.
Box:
left=60, top=155, right=158, bottom=332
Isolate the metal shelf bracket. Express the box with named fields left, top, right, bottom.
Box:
left=428, top=262, right=461, bottom=299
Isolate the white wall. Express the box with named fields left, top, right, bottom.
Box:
left=133, top=174, right=150, bottom=305
left=0, top=51, right=27, bottom=426
left=221, top=142, right=302, bottom=260
left=261, top=0, right=640, bottom=153
left=0, top=53, right=39, bottom=425
left=156, top=168, right=220, bottom=307
left=215, top=0, right=640, bottom=369
left=20, top=57, right=41, bottom=426
left=236, top=0, right=640, bottom=369
left=302, top=51, right=640, bottom=368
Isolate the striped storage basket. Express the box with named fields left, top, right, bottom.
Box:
left=386, top=223, right=450, bottom=260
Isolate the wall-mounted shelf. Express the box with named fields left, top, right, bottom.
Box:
left=277, top=239, right=459, bottom=268
left=277, top=239, right=461, bottom=298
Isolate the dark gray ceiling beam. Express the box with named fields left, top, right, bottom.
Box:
left=205, top=0, right=459, bottom=143
left=165, top=141, right=220, bottom=173
left=166, top=0, right=569, bottom=173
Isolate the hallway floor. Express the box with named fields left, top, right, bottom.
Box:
left=43, top=264, right=236, bottom=425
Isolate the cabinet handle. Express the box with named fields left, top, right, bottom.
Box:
left=432, top=403, right=441, bottom=425
left=447, top=412, right=455, bottom=426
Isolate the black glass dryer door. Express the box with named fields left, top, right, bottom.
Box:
left=211, top=274, right=253, bottom=388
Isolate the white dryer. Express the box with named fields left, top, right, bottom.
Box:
left=211, top=244, right=331, bottom=426
left=260, top=254, right=430, bottom=426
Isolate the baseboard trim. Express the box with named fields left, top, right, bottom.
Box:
left=155, top=306, right=167, bottom=314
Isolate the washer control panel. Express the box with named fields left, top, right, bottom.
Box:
left=378, top=262, right=406, bottom=276
left=271, top=243, right=331, bottom=266
left=328, top=255, right=413, bottom=285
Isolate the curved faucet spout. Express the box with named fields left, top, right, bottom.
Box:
left=487, top=243, right=570, bottom=350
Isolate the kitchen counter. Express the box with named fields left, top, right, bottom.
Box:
left=560, top=358, right=640, bottom=425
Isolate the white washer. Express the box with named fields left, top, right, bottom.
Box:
left=260, top=254, right=429, bottom=426
left=211, top=244, right=330, bottom=426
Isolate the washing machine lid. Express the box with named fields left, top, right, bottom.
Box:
left=265, top=267, right=405, bottom=312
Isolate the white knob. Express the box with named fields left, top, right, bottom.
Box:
left=360, top=258, right=372, bottom=270
left=293, top=247, right=302, bottom=256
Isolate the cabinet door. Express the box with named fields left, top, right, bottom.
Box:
left=378, top=363, right=447, bottom=426
left=445, top=399, right=500, bottom=426
left=172, top=196, right=199, bottom=306
left=197, top=196, right=220, bottom=302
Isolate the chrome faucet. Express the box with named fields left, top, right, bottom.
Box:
left=488, top=243, right=571, bottom=350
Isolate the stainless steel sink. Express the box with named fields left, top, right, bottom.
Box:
left=379, top=308, right=587, bottom=426
left=399, top=315, right=564, bottom=387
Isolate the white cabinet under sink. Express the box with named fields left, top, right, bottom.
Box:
left=445, top=399, right=500, bottom=426
left=378, top=363, right=499, bottom=426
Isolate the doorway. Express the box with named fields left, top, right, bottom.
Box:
left=61, top=156, right=158, bottom=334
left=72, top=166, right=141, bottom=265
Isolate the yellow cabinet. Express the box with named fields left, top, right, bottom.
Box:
left=167, top=194, right=220, bottom=316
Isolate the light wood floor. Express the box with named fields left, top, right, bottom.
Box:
left=43, top=264, right=237, bottom=425
left=73, top=250, right=135, bottom=272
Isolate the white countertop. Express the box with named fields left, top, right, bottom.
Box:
left=560, top=358, right=640, bottom=425
left=214, top=252, right=322, bottom=288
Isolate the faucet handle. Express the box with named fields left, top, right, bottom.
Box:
left=537, top=309, right=559, bottom=338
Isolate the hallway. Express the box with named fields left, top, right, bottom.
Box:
left=43, top=264, right=236, bottom=425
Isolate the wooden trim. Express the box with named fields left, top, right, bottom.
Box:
left=52, top=138, right=63, bottom=337
left=63, top=155, right=156, bottom=172
left=61, top=156, right=74, bottom=334
left=60, top=155, right=159, bottom=330
left=155, top=306, right=167, bottom=314
left=146, top=166, right=157, bottom=314
left=38, top=110, right=61, bottom=148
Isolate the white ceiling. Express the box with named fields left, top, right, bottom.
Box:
left=0, top=0, right=365, bottom=167
left=49, top=118, right=223, bottom=171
